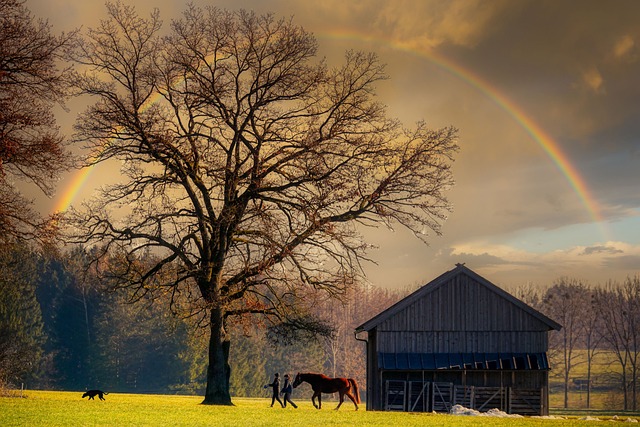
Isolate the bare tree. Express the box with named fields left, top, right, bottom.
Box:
left=0, top=0, right=74, bottom=243
left=512, top=282, right=542, bottom=308
left=594, top=277, right=640, bottom=410
left=327, top=282, right=404, bottom=386
left=583, top=288, right=603, bottom=409
left=542, top=277, right=588, bottom=409
left=65, top=3, right=458, bottom=404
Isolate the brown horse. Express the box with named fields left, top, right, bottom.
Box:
left=292, top=372, right=360, bottom=410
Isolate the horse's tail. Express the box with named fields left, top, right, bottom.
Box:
left=348, top=378, right=361, bottom=404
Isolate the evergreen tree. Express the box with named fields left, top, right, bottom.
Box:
left=0, top=244, right=45, bottom=387
left=90, top=284, right=197, bottom=392
left=35, top=247, right=97, bottom=390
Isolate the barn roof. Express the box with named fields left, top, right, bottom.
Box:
left=355, top=264, right=561, bottom=332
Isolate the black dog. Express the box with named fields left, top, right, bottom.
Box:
left=82, top=389, right=108, bottom=400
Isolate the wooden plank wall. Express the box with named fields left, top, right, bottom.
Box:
left=375, top=330, right=548, bottom=353
left=374, top=274, right=550, bottom=353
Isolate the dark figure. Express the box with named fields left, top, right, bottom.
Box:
left=264, top=372, right=284, bottom=407
left=82, top=389, right=108, bottom=401
left=292, top=372, right=360, bottom=410
left=280, top=374, right=298, bottom=408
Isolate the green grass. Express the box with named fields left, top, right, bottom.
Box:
left=2, top=391, right=637, bottom=427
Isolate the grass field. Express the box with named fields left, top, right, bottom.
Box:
left=2, top=391, right=639, bottom=427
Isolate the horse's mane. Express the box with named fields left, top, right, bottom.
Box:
left=302, top=372, right=331, bottom=379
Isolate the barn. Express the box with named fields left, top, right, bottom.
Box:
left=354, top=264, right=561, bottom=415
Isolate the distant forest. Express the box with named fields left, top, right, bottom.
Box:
left=0, top=243, right=403, bottom=396
left=2, top=242, right=640, bottom=410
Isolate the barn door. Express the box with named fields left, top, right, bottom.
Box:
left=508, top=388, right=542, bottom=415
left=431, top=382, right=453, bottom=412
left=408, top=381, right=430, bottom=412
left=454, top=385, right=475, bottom=408
left=474, top=387, right=506, bottom=412
left=384, top=380, right=406, bottom=411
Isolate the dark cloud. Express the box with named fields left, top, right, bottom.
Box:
left=581, top=245, right=624, bottom=256
left=444, top=251, right=538, bottom=268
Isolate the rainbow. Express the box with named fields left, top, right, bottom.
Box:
left=320, top=30, right=606, bottom=227
left=52, top=28, right=607, bottom=236
left=53, top=164, right=94, bottom=213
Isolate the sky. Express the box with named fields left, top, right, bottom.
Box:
left=26, top=0, right=640, bottom=291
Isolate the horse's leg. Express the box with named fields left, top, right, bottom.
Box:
left=335, top=391, right=345, bottom=410
left=345, top=391, right=359, bottom=411
left=312, top=392, right=319, bottom=409
left=317, top=392, right=322, bottom=409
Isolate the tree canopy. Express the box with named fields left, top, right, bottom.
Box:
left=0, top=0, right=74, bottom=243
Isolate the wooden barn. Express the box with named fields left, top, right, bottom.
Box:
left=355, top=264, right=561, bottom=415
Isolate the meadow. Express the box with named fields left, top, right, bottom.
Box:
left=2, top=390, right=638, bottom=427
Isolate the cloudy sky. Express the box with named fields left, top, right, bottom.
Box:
left=27, top=0, right=640, bottom=291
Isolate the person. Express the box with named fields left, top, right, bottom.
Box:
left=264, top=372, right=284, bottom=408
left=280, top=374, right=298, bottom=408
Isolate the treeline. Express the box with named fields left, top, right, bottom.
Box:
left=5, top=241, right=640, bottom=409
left=0, top=243, right=403, bottom=396
left=518, top=277, right=640, bottom=411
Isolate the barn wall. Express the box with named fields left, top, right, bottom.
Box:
left=379, top=274, right=548, bottom=332
left=373, top=274, right=550, bottom=354
left=380, top=370, right=547, bottom=389
left=374, top=330, right=548, bottom=353
left=366, top=330, right=378, bottom=410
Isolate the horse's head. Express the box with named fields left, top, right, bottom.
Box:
left=292, top=372, right=303, bottom=388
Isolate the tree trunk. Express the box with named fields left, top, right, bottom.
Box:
left=563, top=332, right=569, bottom=409
left=622, top=369, right=628, bottom=410
left=586, top=355, right=592, bottom=409
left=563, top=374, right=569, bottom=408
left=633, top=363, right=637, bottom=411
left=202, top=307, right=233, bottom=405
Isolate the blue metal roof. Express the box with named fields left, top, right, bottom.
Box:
left=377, top=352, right=549, bottom=370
